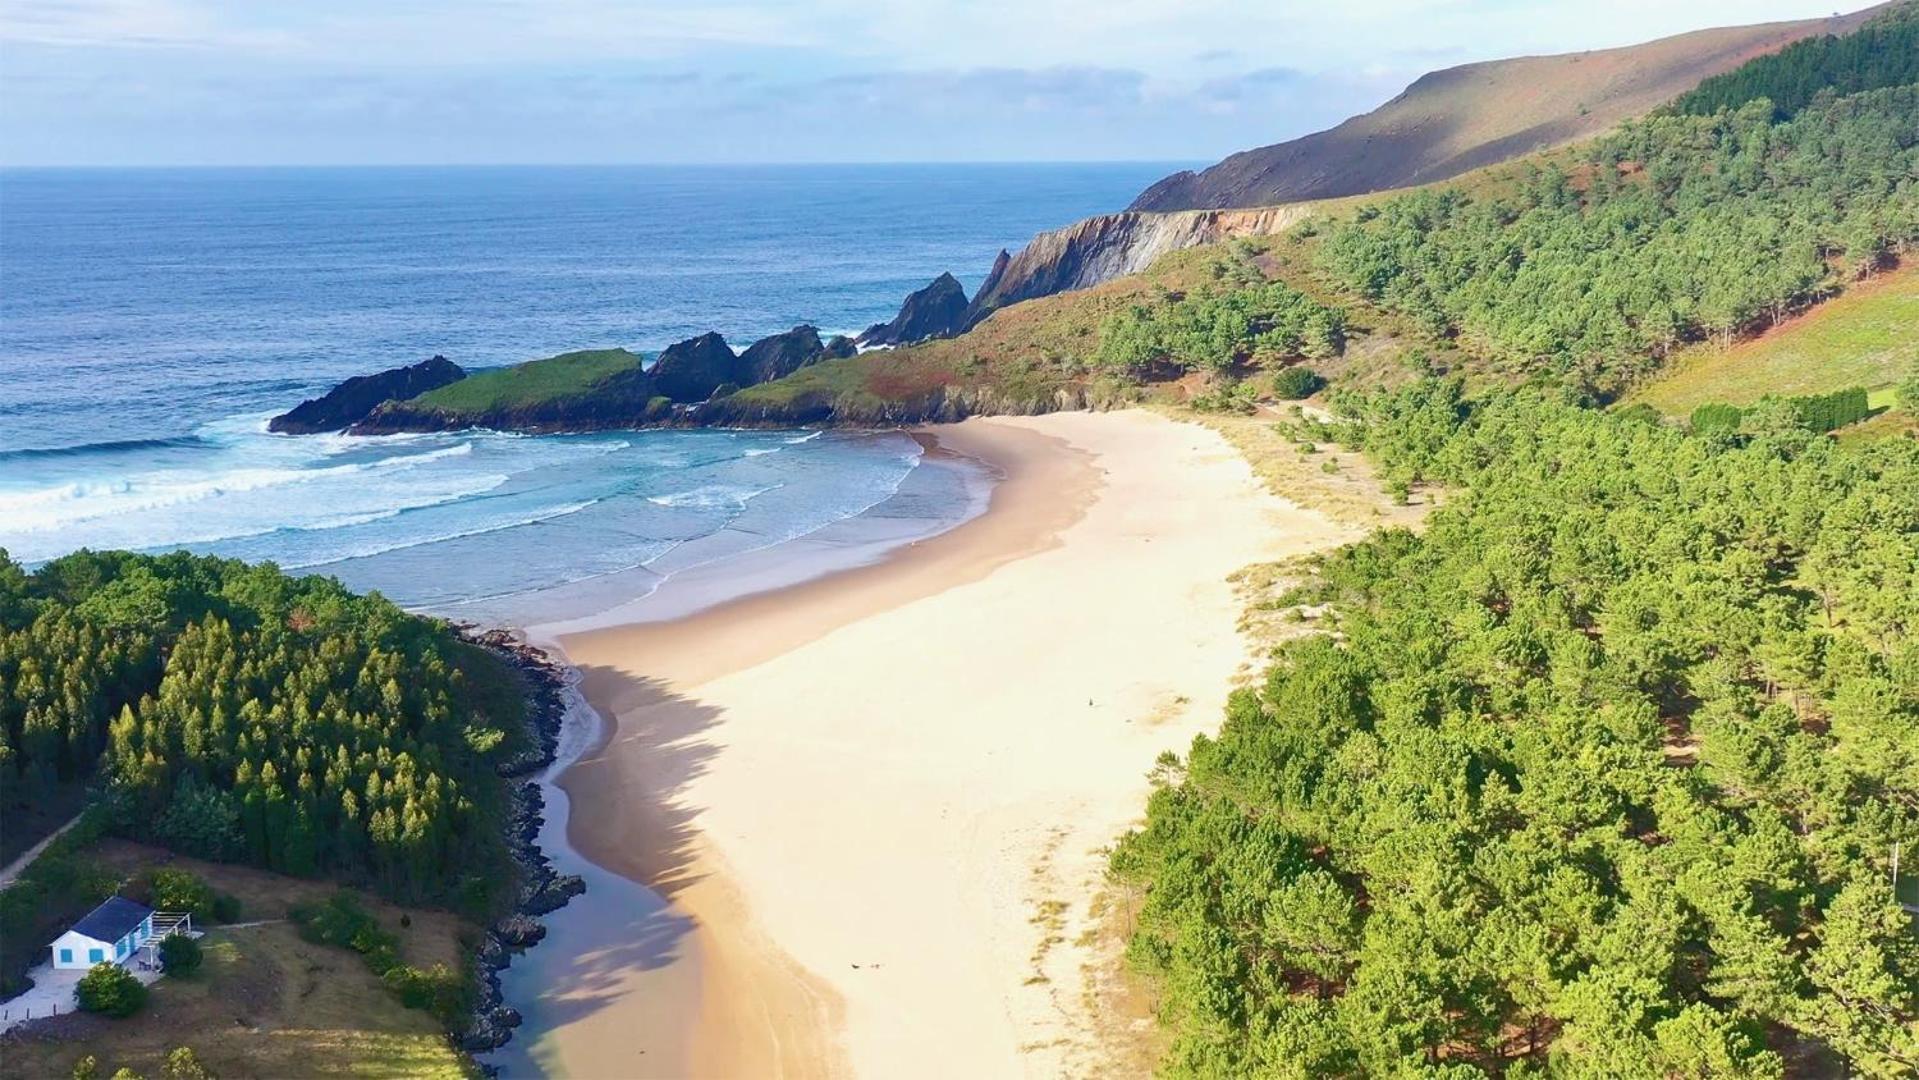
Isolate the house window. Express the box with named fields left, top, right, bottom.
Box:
left=88, top=948, right=104, bottom=963
left=58, top=949, right=72, bottom=964
left=117, top=939, right=127, bottom=957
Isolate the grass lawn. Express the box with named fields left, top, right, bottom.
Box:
left=410, top=348, right=644, bottom=411
left=0, top=841, right=476, bottom=1080
left=1630, top=269, right=1919, bottom=414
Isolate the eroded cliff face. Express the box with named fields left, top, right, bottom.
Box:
left=964, top=205, right=1315, bottom=325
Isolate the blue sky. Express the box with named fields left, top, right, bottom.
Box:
left=0, top=0, right=1883, bottom=165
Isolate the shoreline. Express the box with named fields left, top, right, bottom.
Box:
left=476, top=430, right=1017, bottom=1077
left=512, top=408, right=1352, bottom=1077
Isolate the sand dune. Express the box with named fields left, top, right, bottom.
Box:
left=542, top=410, right=1352, bottom=1077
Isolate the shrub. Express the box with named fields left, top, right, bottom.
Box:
left=1613, top=403, right=1664, bottom=426
left=149, top=870, right=213, bottom=921
left=209, top=893, right=242, bottom=924
left=1271, top=366, right=1325, bottom=400
left=1899, top=365, right=1919, bottom=412
left=161, top=1048, right=211, bottom=1080
left=1786, top=386, right=1870, bottom=432
left=382, top=962, right=474, bottom=1026
left=70, top=1056, right=99, bottom=1080
left=1191, top=378, right=1259, bottom=414
left=1691, top=402, right=1745, bottom=434
left=158, top=932, right=202, bottom=975
left=76, top=962, right=147, bottom=1018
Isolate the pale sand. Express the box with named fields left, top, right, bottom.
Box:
left=546, top=410, right=1353, bottom=1078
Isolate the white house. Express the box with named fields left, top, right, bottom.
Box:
left=51, top=897, right=154, bottom=970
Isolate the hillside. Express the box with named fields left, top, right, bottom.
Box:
left=1630, top=268, right=1919, bottom=414
left=1130, top=5, right=1887, bottom=212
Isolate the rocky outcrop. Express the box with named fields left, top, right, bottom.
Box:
left=858, top=272, right=971, bottom=346
left=649, top=331, right=741, bottom=402
left=737, top=325, right=829, bottom=385
left=269, top=356, right=465, bottom=433
left=821, top=334, right=858, bottom=360
left=1129, top=7, right=1880, bottom=212
left=964, top=206, right=1314, bottom=325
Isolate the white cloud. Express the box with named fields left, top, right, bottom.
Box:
left=0, top=0, right=1889, bottom=164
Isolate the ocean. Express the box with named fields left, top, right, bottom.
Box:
left=0, top=163, right=1173, bottom=623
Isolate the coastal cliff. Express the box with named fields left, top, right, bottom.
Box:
left=965, top=206, right=1315, bottom=324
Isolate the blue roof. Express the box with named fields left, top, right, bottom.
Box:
left=71, top=897, right=153, bottom=943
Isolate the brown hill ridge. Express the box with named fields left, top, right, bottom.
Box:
left=1131, top=5, right=1888, bottom=212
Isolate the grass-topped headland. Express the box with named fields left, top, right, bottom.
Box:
left=411, top=348, right=645, bottom=412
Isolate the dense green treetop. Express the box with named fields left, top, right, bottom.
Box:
left=0, top=550, right=524, bottom=908
left=1114, top=385, right=1919, bottom=1076
left=1315, top=85, right=1919, bottom=399
left=1674, top=3, right=1919, bottom=120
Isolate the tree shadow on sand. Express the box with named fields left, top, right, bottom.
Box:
left=490, top=669, right=728, bottom=1046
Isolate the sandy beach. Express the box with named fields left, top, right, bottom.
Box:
left=535, top=409, right=1351, bottom=1078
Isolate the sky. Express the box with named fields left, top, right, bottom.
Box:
left=0, top=0, right=1885, bottom=166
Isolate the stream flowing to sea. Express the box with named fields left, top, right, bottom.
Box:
left=0, top=162, right=1176, bottom=1074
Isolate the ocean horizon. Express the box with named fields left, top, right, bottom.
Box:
left=0, top=162, right=1176, bottom=625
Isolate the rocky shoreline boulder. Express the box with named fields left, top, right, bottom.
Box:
left=649, top=331, right=740, bottom=402
left=269, top=355, right=466, bottom=433
left=857, top=272, right=970, bottom=347
left=737, top=325, right=826, bottom=385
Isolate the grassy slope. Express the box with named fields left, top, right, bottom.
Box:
left=1629, top=268, right=1919, bottom=413
left=0, top=841, right=472, bottom=1080
left=725, top=246, right=1235, bottom=413
left=410, top=348, right=643, bottom=411
left=1134, top=6, right=1881, bottom=210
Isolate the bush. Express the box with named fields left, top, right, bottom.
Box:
left=158, top=932, right=202, bottom=975
left=149, top=870, right=213, bottom=921
left=76, top=962, right=147, bottom=1017
left=1271, top=366, right=1325, bottom=400
left=382, top=962, right=474, bottom=1026
left=1613, top=402, right=1664, bottom=426
left=1691, top=402, right=1745, bottom=434
left=209, top=893, right=242, bottom=924
left=161, top=1048, right=211, bottom=1080
left=1786, top=386, right=1870, bottom=432
left=1899, top=366, right=1919, bottom=412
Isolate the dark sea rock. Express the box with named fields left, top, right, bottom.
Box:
left=857, top=272, right=970, bottom=347
left=737, top=325, right=828, bottom=385
left=268, top=355, right=465, bottom=434
left=493, top=914, right=546, bottom=950
left=821, top=334, right=858, bottom=360
left=650, top=331, right=740, bottom=402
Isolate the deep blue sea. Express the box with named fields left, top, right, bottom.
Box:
left=0, top=164, right=1172, bottom=623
